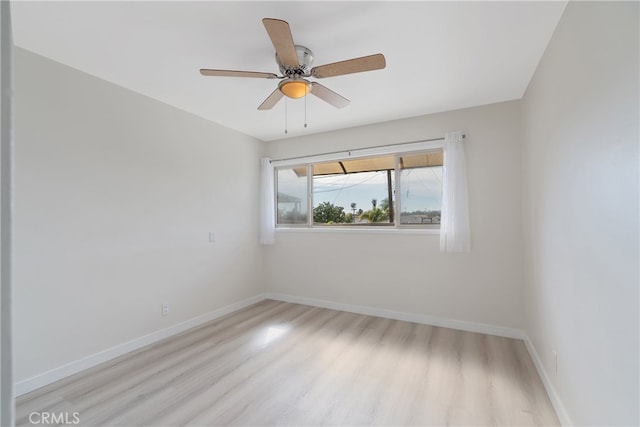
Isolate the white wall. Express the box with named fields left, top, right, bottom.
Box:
left=264, top=101, right=525, bottom=330
left=0, top=2, right=14, bottom=425
left=13, top=4, right=639, bottom=425
left=522, top=2, right=639, bottom=425
left=14, top=48, right=264, bottom=383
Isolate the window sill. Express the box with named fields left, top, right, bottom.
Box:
left=275, top=226, right=440, bottom=235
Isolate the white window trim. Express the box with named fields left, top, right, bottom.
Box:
left=276, top=226, right=440, bottom=235
left=273, top=139, right=444, bottom=233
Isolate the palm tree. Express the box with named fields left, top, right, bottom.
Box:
left=359, top=198, right=388, bottom=223
left=379, top=198, right=390, bottom=214
left=359, top=209, right=388, bottom=223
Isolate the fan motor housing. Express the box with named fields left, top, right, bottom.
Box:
left=276, top=45, right=313, bottom=76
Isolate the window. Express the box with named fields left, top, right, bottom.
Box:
left=313, top=159, right=394, bottom=226
left=276, top=167, right=308, bottom=225
left=398, top=152, right=443, bottom=225
left=274, top=141, right=443, bottom=229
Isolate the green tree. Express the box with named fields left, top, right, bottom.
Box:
left=313, top=202, right=347, bottom=224
left=379, top=198, right=390, bottom=214
left=359, top=208, right=389, bottom=223
left=359, top=198, right=389, bottom=223
left=349, top=202, right=358, bottom=223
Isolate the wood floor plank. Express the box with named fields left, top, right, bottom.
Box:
left=16, top=299, right=283, bottom=412
left=16, top=300, right=560, bottom=426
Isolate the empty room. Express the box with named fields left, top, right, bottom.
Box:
left=1, top=1, right=638, bottom=426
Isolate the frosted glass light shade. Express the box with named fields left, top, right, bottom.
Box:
left=280, top=79, right=310, bottom=99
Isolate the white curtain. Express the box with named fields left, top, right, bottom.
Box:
left=440, top=131, right=471, bottom=252
left=259, top=157, right=276, bottom=245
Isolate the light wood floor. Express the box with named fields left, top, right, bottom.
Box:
left=16, top=300, right=559, bottom=426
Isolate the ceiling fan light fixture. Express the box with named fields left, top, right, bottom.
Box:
left=279, top=79, right=310, bottom=99
left=200, top=18, right=384, bottom=110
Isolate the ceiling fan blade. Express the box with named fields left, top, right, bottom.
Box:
left=200, top=69, right=279, bottom=79
left=311, top=53, right=386, bottom=78
left=310, top=83, right=350, bottom=109
left=262, top=18, right=299, bottom=68
left=258, top=88, right=285, bottom=110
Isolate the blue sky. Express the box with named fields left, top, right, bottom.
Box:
left=312, top=169, right=442, bottom=213
left=277, top=167, right=443, bottom=216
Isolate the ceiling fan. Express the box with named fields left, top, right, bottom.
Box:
left=200, top=18, right=386, bottom=110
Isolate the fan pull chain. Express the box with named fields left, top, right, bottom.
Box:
left=304, top=94, right=308, bottom=128
left=284, top=97, right=288, bottom=134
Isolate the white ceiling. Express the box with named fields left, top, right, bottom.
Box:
left=11, top=1, right=566, bottom=141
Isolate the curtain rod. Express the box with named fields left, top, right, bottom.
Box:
left=269, top=134, right=465, bottom=164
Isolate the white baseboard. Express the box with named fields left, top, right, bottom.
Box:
left=266, top=293, right=572, bottom=424
left=264, top=292, right=526, bottom=340
left=523, top=335, right=573, bottom=426
left=17, top=292, right=525, bottom=398
left=16, top=290, right=570, bottom=427
left=15, top=294, right=267, bottom=396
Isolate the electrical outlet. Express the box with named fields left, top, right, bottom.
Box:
left=161, top=303, right=169, bottom=316
left=552, top=350, right=558, bottom=375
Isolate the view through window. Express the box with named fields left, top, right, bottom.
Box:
left=276, top=149, right=443, bottom=228
left=276, top=167, right=308, bottom=225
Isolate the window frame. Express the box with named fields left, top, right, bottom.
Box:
left=272, top=139, right=444, bottom=231
left=274, top=163, right=312, bottom=228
